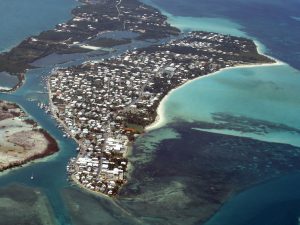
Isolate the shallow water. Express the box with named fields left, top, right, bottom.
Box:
left=0, top=0, right=300, bottom=224
left=0, top=184, right=56, bottom=225
left=158, top=64, right=300, bottom=147
left=121, top=125, right=300, bottom=225
left=144, top=0, right=300, bottom=69
left=0, top=72, right=19, bottom=89
left=142, top=0, right=300, bottom=147
left=138, top=0, right=300, bottom=224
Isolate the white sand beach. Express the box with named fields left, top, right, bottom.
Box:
left=145, top=42, right=285, bottom=131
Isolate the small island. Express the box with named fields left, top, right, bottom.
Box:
left=48, top=31, right=274, bottom=196
left=0, top=100, right=58, bottom=171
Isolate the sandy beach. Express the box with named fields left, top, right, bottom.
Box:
left=0, top=86, right=11, bottom=90
left=145, top=42, right=284, bottom=131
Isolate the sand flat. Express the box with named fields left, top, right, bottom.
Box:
left=0, top=100, right=58, bottom=171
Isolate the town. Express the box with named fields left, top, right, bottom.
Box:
left=48, top=31, right=274, bottom=195
left=0, top=0, right=179, bottom=78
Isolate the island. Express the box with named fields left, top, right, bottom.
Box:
left=0, top=0, right=180, bottom=90
left=0, top=0, right=285, bottom=224
left=0, top=100, right=58, bottom=171
left=48, top=30, right=274, bottom=196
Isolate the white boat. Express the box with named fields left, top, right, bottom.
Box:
left=30, top=174, right=34, bottom=180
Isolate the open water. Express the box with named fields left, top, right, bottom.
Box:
left=141, top=0, right=300, bottom=224
left=0, top=0, right=300, bottom=224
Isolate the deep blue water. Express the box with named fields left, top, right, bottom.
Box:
left=147, top=0, right=300, bottom=70
left=0, top=0, right=300, bottom=224
left=142, top=0, right=300, bottom=224
left=0, top=1, right=180, bottom=224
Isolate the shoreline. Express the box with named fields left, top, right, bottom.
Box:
left=0, top=151, right=59, bottom=178
left=145, top=43, right=284, bottom=131
left=0, top=129, right=59, bottom=173
left=0, top=127, right=59, bottom=173
left=6, top=0, right=279, bottom=202
left=0, top=73, right=25, bottom=93
left=69, top=173, right=145, bottom=224
left=47, top=78, right=81, bottom=146
left=0, top=0, right=180, bottom=88
left=48, top=30, right=275, bottom=196
left=0, top=100, right=59, bottom=174
left=0, top=86, right=11, bottom=91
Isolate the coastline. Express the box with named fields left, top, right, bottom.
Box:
left=47, top=78, right=81, bottom=146
left=0, top=73, right=25, bottom=93
left=0, top=150, right=59, bottom=178
left=0, top=131, right=59, bottom=173
left=0, top=129, right=59, bottom=173
left=69, top=173, right=145, bottom=224
left=70, top=174, right=111, bottom=200
left=145, top=43, right=284, bottom=131
left=0, top=100, right=59, bottom=174
left=0, top=0, right=180, bottom=88
left=0, top=86, right=11, bottom=91
left=0, top=101, right=62, bottom=177
left=0, top=1, right=298, bottom=225
left=47, top=29, right=276, bottom=197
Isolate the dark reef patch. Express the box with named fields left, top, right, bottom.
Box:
left=118, top=123, right=300, bottom=224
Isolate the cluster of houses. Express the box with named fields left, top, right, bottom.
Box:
left=49, top=31, right=258, bottom=195
left=25, top=0, right=179, bottom=56
left=50, top=0, right=178, bottom=47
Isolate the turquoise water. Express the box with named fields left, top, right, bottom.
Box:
left=160, top=64, right=300, bottom=147
left=0, top=0, right=78, bottom=52
left=0, top=93, right=77, bottom=224
left=143, top=0, right=300, bottom=147
left=141, top=0, right=300, bottom=224
left=1, top=0, right=300, bottom=224
left=0, top=72, right=19, bottom=89
left=0, top=0, right=78, bottom=88
left=144, top=0, right=300, bottom=69
left=0, top=1, right=180, bottom=224
left=0, top=68, right=78, bottom=224
left=0, top=1, right=78, bottom=224
left=142, top=0, right=247, bottom=37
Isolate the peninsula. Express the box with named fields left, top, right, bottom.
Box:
left=0, top=100, right=58, bottom=171
left=0, top=0, right=179, bottom=90
left=48, top=31, right=274, bottom=196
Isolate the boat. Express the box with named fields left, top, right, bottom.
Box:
left=30, top=173, right=34, bottom=180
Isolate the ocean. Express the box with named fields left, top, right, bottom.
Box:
left=0, top=0, right=300, bottom=224
left=139, top=0, right=300, bottom=224
left=0, top=0, right=78, bottom=52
